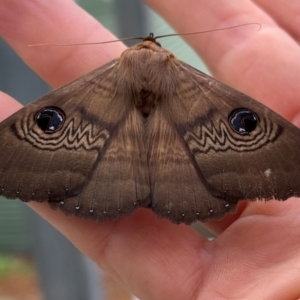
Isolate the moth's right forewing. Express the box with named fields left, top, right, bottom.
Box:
left=146, top=107, right=236, bottom=224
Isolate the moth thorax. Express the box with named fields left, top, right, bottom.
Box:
left=134, top=89, right=161, bottom=118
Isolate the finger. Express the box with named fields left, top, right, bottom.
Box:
left=0, top=0, right=126, bottom=87
left=253, top=0, right=300, bottom=41
left=145, top=0, right=300, bottom=120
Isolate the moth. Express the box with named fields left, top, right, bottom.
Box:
left=1, top=34, right=300, bottom=224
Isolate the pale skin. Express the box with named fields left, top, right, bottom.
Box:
left=1, top=0, right=300, bottom=299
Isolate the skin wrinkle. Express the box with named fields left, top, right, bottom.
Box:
left=195, top=239, right=252, bottom=299
left=190, top=240, right=214, bottom=298
left=91, top=218, right=126, bottom=275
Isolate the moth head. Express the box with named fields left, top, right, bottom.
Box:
left=35, top=107, right=65, bottom=133
left=229, top=108, right=259, bottom=134
left=143, top=33, right=161, bottom=47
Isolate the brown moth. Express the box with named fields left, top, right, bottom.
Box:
left=1, top=34, right=300, bottom=224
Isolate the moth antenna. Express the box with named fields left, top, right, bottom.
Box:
left=28, top=36, right=145, bottom=47
left=28, top=23, right=261, bottom=47
left=154, top=23, right=261, bottom=40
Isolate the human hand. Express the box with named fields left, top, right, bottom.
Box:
left=1, top=0, right=300, bottom=299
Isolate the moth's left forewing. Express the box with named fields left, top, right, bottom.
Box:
left=0, top=61, right=120, bottom=202
left=0, top=59, right=122, bottom=201
left=169, top=61, right=300, bottom=202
